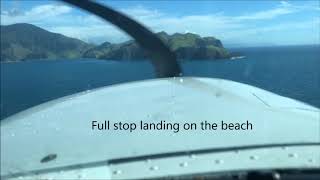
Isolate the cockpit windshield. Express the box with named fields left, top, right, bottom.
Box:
left=1, top=0, right=319, bottom=179
left=1, top=1, right=319, bottom=118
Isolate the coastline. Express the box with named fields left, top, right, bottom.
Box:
left=1, top=44, right=319, bottom=63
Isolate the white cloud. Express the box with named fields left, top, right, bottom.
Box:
left=235, top=1, right=297, bottom=20
left=123, top=5, right=163, bottom=19
left=235, top=8, right=294, bottom=20
left=0, top=4, right=72, bottom=25
left=28, top=4, right=71, bottom=16
left=221, top=18, right=320, bottom=41
left=48, top=24, right=130, bottom=44
left=280, top=1, right=291, bottom=7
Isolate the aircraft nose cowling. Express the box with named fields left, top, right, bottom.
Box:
left=1, top=77, right=319, bottom=178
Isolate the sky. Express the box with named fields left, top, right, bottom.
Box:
left=1, top=0, right=319, bottom=47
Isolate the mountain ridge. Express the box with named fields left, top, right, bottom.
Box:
left=1, top=23, right=231, bottom=62
left=1, top=23, right=94, bottom=61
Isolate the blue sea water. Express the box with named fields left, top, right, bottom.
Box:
left=1, top=45, right=319, bottom=119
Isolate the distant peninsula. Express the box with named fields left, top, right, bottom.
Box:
left=1, top=23, right=231, bottom=62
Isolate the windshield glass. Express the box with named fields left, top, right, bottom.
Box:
left=1, top=0, right=319, bottom=179
left=1, top=0, right=319, bottom=118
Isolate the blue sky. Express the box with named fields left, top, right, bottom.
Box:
left=1, top=0, right=319, bottom=47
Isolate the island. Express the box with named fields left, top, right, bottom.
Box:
left=1, top=23, right=232, bottom=62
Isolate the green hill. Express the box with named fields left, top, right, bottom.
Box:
left=1, top=23, right=231, bottom=62
left=1, top=23, right=93, bottom=62
left=83, top=31, right=230, bottom=60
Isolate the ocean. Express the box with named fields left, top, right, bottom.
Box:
left=1, top=45, right=319, bottom=120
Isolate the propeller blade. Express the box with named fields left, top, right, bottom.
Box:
left=61, top=0, right=182, bottom=78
